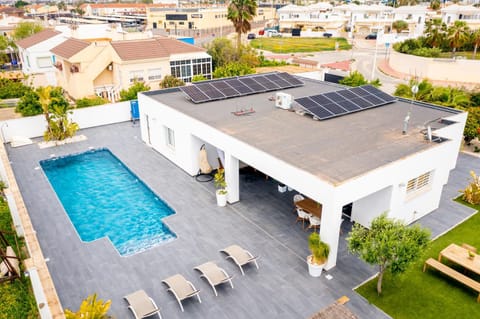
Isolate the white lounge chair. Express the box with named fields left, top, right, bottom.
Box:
left=124, top=290, right=162, bottom=319
left=220, top=245, right=259, bottom=276
left=162, top=274, right=201, bottom=312
left=194, top=261, right=234, bottom=296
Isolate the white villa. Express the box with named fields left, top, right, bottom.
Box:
left=138, top=73, right=466, bottom=269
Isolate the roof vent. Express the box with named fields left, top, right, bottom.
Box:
left=275, top=92, right=292, bottom=110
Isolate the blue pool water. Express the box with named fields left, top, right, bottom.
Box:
left=40, top=148, right=176, bottom=256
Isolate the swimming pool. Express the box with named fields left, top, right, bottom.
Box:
left=40, top=148, right=176, bottom=256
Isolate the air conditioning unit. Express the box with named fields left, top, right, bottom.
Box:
left=275, top=92, right=292, bottom=110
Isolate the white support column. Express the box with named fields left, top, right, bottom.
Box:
left=224, top=152, right=239, bottom=203
left=319, top=197, right=344, bottom=270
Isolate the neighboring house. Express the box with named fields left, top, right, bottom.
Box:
left=51, top=37, right=211, bottom=102
left=80, top=3, right=174, bottom=16
left=16, top=29, right=66, bottom=87
left=441, top=4, right=480, bottom=29
left=24, top=4, right=59, bottom=16
left=138, top=73, right=466, bottom=270
left=334, top=4, right=395, bottom=34
left=393, top=5, right=429, bottom=37
left=278, top=3, right=347, bottom=34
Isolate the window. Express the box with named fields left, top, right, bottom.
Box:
left=165, top=127, right=175, bottom=149
left=406, top=171, right=432, bottom=194
left=37, top=56, right=52, bottom=68
left=148, top=68, right=162, bottom=80
left=129, top=70, right=144, bottom=83
left=170, top=57, right=212, bottom=82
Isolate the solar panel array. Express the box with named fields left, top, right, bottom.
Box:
left=295, top=85, right=396, bottom=120
left=179, top=72, right=304, bottom=103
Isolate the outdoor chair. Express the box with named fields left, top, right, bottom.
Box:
left=194, top=261, right=234, bottom=296
left=162, top=274, right=201, bottom=312
left=220, top=245, right=259, bottom=275
left=292, top=194, right=305, bottom=213
left=307, top=215, right=321, bottom=232
left=296, top=208, right=311, bottom=229
left=124, top=290, right=162, bottom=319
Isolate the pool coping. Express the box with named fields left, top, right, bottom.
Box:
left=0, top=142, right=64, bottom=318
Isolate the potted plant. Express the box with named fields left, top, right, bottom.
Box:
left=214, top=168, right=228, bottom=207
left=468, top=250, right=475, bottom=260
left=307, top=232, right=330, bottom=277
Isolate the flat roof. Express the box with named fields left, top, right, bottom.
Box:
left=145, top=76, right=461, bottom=185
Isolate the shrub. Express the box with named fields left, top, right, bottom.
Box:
left=460, top=171, right=480, bottom=205
left=16, top=90, right=42, bottom=116
left=119, top=81, right=150, bottom=101
left=192, top=75, right=207, bottom=82
left=411, top=47, right=441, bottom=57
left=159, top=75, right=185, bottom=88
left=75, top=96, right=108, bottom=108
left=213, top=62, right=254, bottom=78
left=0, top=79, right=32, bottom=99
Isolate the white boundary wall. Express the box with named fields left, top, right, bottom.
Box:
left=0, top=101, right=131, bottom=143
left=389, top=51, right=480, bottom=84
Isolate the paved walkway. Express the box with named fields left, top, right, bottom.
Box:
left=5, top=122, right=479, bottom=319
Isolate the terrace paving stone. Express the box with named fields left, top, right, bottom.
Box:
left=5, top=121, right=478, bottom=319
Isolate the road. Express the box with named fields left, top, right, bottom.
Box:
left=259, top=38, right=409, bottom=94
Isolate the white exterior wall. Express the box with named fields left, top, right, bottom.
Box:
left=0, top=101, right=131, bottom=142
left=19, top=34, right=66, bottom=83
left=138, top=91, right=466, bottom=269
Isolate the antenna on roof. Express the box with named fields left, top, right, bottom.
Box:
left=402, top=111, right=410, bottom=135
left=403, top=77, right=419, bottom=135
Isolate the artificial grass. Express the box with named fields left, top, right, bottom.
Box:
left=0, top=198, right=38, bottom=319
left=356, top=201, right=480, bottom=319
left=250, top=37, right=351, bottom=53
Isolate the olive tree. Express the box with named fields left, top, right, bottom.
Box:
left=347, top=214, right=430, bottom=295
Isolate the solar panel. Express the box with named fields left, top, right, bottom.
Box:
left=238, top=77, right=267, bottom=92
left=196, top=83, right=225, bottom=99
left=211, top=80, right=240, bottom=97
left=179, top=86, right=209, bottom=103
left=337, top=99, right=361, bottom=111
left=277, top=72, right=304, bottom=86
left=322, top=102, right=348, bottom=115
left=224, top=78, right=253, bottom=94
left=178, top=72, right=304, bottom=103
left=253, top=76, right=280, bottom=90
left=294, top=85, right=396, bottom=121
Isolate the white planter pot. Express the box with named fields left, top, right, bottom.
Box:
left=216, top=190, right=228, bottom=207
left=307, top=255, right=325, bottom=277
left=278, top=184, right=287, bottom=193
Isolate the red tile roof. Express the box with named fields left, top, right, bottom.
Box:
left=16, top=29, right=62, bottom=49
left=111, top=38, right=205, bottom=61
left=51, top=38, right=90, bottom=59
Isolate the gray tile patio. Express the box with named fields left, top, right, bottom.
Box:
left=5, top=121, right=479, bottom=319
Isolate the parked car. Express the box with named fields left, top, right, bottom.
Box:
left=267, top=30, right=282, bottom=37
left=323, top=32, right=333, bottom=38
left=247, top=33, right=256, bottom=40
left=258, top=29, right=265, bottom=36
left=365, top=33, right=377, bottom=40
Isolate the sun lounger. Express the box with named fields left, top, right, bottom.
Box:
left=194, top=261, right=234, bottom=296
left=220, top=244, right=259, bottom=276
left=124, top=290, right=162, bottom=319
left=162, top=274, right=201, bottom=312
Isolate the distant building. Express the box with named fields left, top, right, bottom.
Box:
left=441, top=4, right=480, bottom=29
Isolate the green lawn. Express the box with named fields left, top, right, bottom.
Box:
left=0, top=198, right=38, bottom=319
left=250, top=37, right=351, bottom=53
left=356, top=200, right=480, bottom=319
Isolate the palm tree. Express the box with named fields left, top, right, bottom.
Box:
left=227, top=0, right=258, bottom=50
left=447, top=21, right=470, bottom=57
left=424, top=18, right=446, bottom=48
left=38, top=86, right=53, bottom=137
left=471, top=29, right=480, bottom=59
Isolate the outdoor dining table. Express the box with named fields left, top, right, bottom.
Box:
left=438, top=243, right=480, bottom=276
left=295, top=198, right=322, bottom=218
